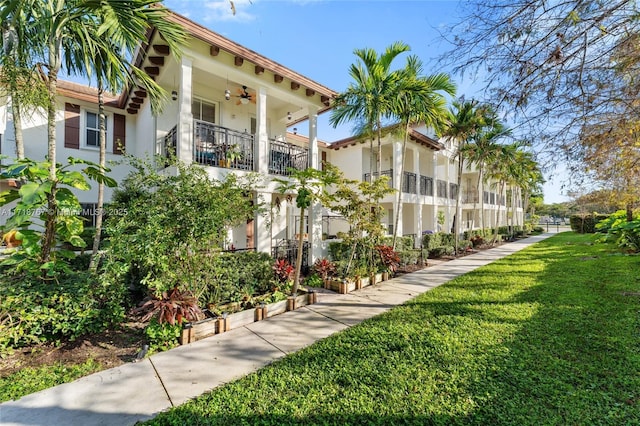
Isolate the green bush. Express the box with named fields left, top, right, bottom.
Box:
left=201, top=251, right=274, bottom=307
left=422, top=233, right=442, bottom=250
left=606, top=219, right=640, bottom=253
left=429, top=246, right=454, bottom=258
left=0, top=271, right=126, bottom=353
left=382, top=236, right=414, bottom=251
left=145, top=318, right=181, bottom=353
left=570, top=214, right=609, bottom=233
left=397, top=250, right=419, bottom=266
left=595, top=210, right=638, bottom=233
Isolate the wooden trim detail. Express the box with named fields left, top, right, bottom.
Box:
left=234, top=56, right=244, bottom=66
left=274, top=74, right=283, bottom=83
left=291, top=82, right=300, bottom=90
left=148, top=56, right=165, bottom=66
left=134, top=90, right=147, bottom=98
left=255, top=65, right=265, bottom=75
left=305, top=88, right=315, bottom=97
left=144, top=66, right=160, bottom=76
left=210, top=45, right=220, bottom=56
left=152, top=45, right=170, bottom=56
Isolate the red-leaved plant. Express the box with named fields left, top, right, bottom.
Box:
left=272, top=259, right=294, bottom=283
left=133, top=287, right=202, bottom=325
left=375, top=245, right=400, bottom=273
left=313, top=258, right=336, bottom=281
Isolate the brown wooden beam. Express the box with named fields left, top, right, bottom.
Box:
left=132, top=97, right=144, bottom=104
left=291, top=82, right=300, bottom=90
left=128, top=103, right=140, bottom=110
left=305, top=88, right=315, bottom=97
left=134, top=90, right=147, bottom=98
left=127, top=108, right=138, bottom=114
left=148, top=56, right=165, bottom=66
left=255, top=65, right=265, bottom=75
left=210, top=45, right=220, bottom=56
left=234, top=56, right=244, bottom=66
left=321, top=95, right=330, bottom=105
left=144, top=66, right=160, bottom=76
left=274, top=74, right=284, bottom=83
left=152, top=45, right=170, bottom=56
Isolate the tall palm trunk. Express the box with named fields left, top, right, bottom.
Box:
left=292, top=208, right=305, bottom=296
left=376, top=117, right=382, bottom=177
left=477, top=166, right=485, bottom=232
left=454, top=155, right=464, bottom=255
left=392, top=122, right=410, bottom=249
left=90, top=80, right=106, bottom=271
left=41, top=66, right=58, bottom=264
left=492, top=180, right=505, bottom=245
left=9, top=79, right=25, bottom=159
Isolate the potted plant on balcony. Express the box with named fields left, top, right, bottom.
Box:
left=224, top=144, right=243, bottom=167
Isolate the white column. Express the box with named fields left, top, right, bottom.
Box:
left=392, top=141, right=403, bottom=236
left=432, top=151, right=438, bottom=231
left=308, top=106, right=319, bottom=170
left=307, top=106, right=322, bottom=263
left=178, top=56, right=193, bottom=164
left=255, top=191, right=271, bottom=255
left=415, top=204, right=422, bottom=248
left=255, top=87, right=268, bottom=174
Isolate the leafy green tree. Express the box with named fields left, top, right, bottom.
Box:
left=330, top=42, right=410, bottom=177
left=274, top=167, right=341, bottom=296
left=105, top=157, right=263, bottom=298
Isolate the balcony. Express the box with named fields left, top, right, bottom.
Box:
left=402, top=172, right=417, bottom=194
left=463, top=190, right=479, bottom=203
left=363, top=169, right=394, bottom=188
left=269, top=139, right=309, bottom=176
left=194, top=120, right=255, bottom=171
left=419, top=175, right=434, bottom=196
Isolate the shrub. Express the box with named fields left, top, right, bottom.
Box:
left=133, top=287, right=202, bottom=325
left=470, top=235, right=485, bottom=247
left=422, top=232, right=442, bottom=250
left=0, top=271, right=126, bottom=353
left=312, top=258, right=336, bottom=281
left=570, top=214, right=609, bottom=233
left=429, top=246, right=454, bottom=258
left=272, top=259, right=294, bottom=283
left=144, top=318, right=181, bottom=353
left=376, top=245, right=400, bottom=271
left=607, top=219, right=640, bottom=253
left=397, top=250, right=419, bottom=267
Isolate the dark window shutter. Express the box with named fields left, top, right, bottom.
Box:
left=113, top=113, right=126, bottom=154
left=64, top=103, right=80, bottom=149
left=321, top=150, right=327, bottom=171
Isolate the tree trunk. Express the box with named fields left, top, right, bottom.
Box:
left=90, top=82, right=106, bottom=271
left=392, top=123, right=410, bottom=250
left=41, top=67, right=58, bottom=265
left=9, top=80, right=25, bottom=159
left=376, top=117, right=382, bottom=177
left=454, top=155, right=463, bottom=255
left=292, top=208, right=305, bottom=296
left=626, top=202, right=633, bottom=222
left=478, top=166, right=485, bottom=233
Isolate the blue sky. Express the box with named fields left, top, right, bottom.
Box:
left=164, top=0, right=568, bottom=203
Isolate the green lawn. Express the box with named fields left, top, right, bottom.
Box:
left=145, top=233, right=640, bottom=426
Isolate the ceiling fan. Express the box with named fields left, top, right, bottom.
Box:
left=235, top=85, right=256, bottom=105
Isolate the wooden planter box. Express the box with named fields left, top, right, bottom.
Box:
left=182, top=290, right=317, bottom=344
left=326, top=279, right=357, bottom=294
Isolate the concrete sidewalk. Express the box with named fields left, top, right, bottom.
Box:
left=0, top=233, right=552, bottom=426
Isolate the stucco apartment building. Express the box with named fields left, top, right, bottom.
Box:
left=0, top=9, right=522, bottom=262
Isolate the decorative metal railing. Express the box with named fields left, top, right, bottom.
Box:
left=402, top=171, right=417, bottom=194
left=194, top=120, right=255, bottom=171
left=268, top=139, right=309, bottom=176
left=419, top=175, right=434, bottom=196
left=363, top=169, right=394, bottom=188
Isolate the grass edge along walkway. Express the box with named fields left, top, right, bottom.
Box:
left=144, top=233, right=640, bottom=426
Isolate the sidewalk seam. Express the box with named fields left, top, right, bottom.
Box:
left=147, top=358, right=174, bottom=407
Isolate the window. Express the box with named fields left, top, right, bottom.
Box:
left=85, top=111, right=101, bottom=147
left=192, top=98, right=217, bottom=123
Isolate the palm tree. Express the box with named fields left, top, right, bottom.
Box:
left=84, top=11, right=185, bottom=271
left=390, top=56, right=455, bottom=249
left=1, top=8, right=46, bottom=159
left=330, top=42, right=410, bottom=178
left=485, top=142, right=519, bottom=244
left=1, top=0, right=183, bottom=265
left=462, top=111, right=511, bottom=233
left=441, top=99, right=486, bottom=254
